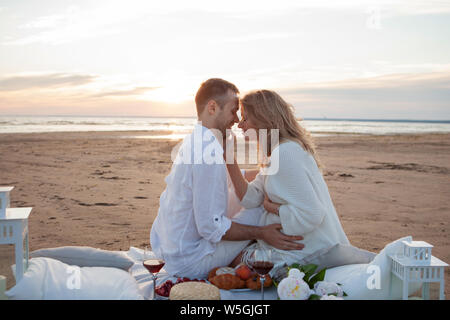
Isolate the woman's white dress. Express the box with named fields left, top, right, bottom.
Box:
left=240, top=140, right=350, bottom=268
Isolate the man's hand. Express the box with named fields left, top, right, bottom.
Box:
left=261, top=224, right=304, bottom=251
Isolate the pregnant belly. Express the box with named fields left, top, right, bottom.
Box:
left=260, top=209, right=307, bottom=237
left=260, top=210, right=281, bottom=227
left=261, top=210, right=332, bottom=252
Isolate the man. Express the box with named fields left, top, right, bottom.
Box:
left=150, top=78, right=304, bottom=278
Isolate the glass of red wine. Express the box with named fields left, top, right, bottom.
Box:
left=142, top=247, right=165, bottom=300
left=243, top=244, right=274, bottom=300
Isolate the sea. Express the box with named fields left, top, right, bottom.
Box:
left=0, top=115, right=449, bottom=139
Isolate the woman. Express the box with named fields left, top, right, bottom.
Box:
left=227, top=89, right=350, bottom=269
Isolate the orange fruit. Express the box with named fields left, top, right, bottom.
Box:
left=235, top=265, right=252, bottom=281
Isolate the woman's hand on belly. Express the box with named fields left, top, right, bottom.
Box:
left=263, top=193, right=281, bottom=215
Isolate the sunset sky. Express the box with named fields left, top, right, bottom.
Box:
left=0, top=0, right=449, bottom=119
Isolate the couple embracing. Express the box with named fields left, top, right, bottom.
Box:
left=150, top=78, right=350, bottom=279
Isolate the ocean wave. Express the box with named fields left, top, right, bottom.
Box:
left=0, top=116, right=449, bottom=135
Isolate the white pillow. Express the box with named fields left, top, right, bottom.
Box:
left=6, top=258, right=143, bottom=300
left=297, top=243, right=376, bottom=271
left=271, top=243, right=376, bottom=282
left=324, top=236, right=422, bottom=300
left=30, top=246, right=134, bottom=271
left=7, top=258, right=47, bottom=299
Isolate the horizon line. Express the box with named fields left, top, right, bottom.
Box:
left=0, top=114, right=449, bottom=123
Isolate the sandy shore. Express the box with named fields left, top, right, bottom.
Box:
left=0, top=131, right=449, bottom=298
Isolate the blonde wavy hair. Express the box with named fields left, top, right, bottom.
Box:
left=240, top=89, right=321, bottom=168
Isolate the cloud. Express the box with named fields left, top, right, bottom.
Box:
left=0, top=94, right=195, bottom=117
left=281, top=71, right=450, bottom=93
left=90, top=86, right=160, bottom=98
left=20, top=13, right=67, bottom=30
left=2, top=4, right=125, bottom=46
left=0, top=73, right=96, bottom=91
left=276, top=70, right=450, bottom=119
left=219, top=32, right=296, bottom=44
left=5, top=0, right=450, bottom=46
left=1, top=70, right=448, bottom=119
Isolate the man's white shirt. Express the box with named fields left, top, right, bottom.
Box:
left=150, top=123, right=232, bottom=276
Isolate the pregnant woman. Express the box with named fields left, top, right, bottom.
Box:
left=227, top=89, right=350, bottom=269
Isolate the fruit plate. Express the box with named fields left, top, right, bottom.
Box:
left=205, top=279, right=253, bottom=292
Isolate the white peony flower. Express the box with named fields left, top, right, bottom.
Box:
left=320, top=295, right=344, bottom=300
left=314, top=281, right=344, bottom=297
left=277, top=268, right=312, bottom=300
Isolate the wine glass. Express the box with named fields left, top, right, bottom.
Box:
left=142, top=246, right=165, bottom=300
left=242, top=244, right=274, bottom=300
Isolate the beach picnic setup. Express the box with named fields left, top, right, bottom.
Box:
left=1, top=0, right=450, bottom=306
left=0, top=185, right=448, bottom=300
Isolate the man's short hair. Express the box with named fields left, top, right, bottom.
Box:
left=195, top=78, right=239, bottom=115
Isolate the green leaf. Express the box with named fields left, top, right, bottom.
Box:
left=289, top=263, right=301, bottom=270
left=300, top=264, right=318, bottom=282
left=308, top=294, right=322, bottom=300
left=343, top=292, right=348, bottom=297
left=272, top=279, right=278, bottom=288
left=308, top=268, right=326, bottom=289
left=300, top=264, right=318, bottom=274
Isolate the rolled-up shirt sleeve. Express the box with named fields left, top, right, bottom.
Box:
left=192, top=162, right=231, bottom=243
left=240, top=172, right=265, bottom=209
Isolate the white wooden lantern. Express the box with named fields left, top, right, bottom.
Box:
left=0, top=186, right=32, bottom=283
left=402, top=241, right=432, bottom=263
left=390, top=239, right=448, bottom=300
left=0, top=187, right=14, bottom=219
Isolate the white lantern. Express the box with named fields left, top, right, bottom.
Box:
left=389, top=239, right=448, bottom=300
left=0, top=186, right=32, bottom=283
left=402, top=241, right=432, bottom=263
left=0, top=187, right=14, bottom=219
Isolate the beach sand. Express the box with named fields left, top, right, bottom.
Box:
left=0, top=131, right=449, bottom=298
